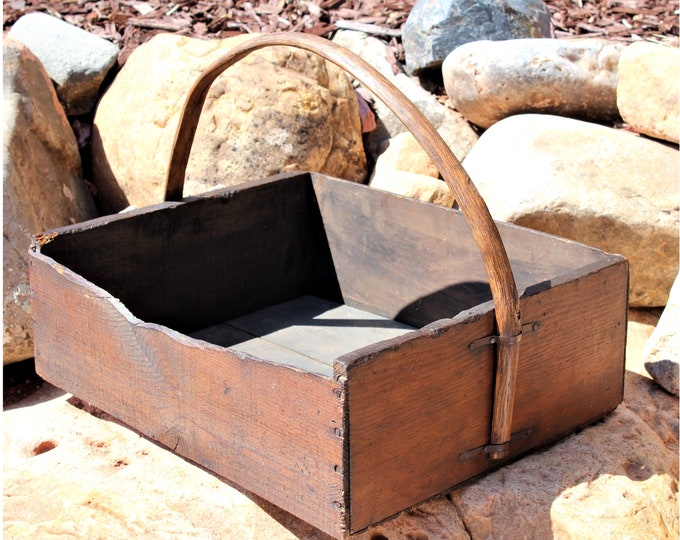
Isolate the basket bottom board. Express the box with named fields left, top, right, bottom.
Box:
left=189, top=295, right=415, bottom=377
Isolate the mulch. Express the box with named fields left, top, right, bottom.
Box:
left=3, top=0, right=679, bottom=66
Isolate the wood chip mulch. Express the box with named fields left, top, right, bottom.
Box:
left=3, top=0, right=678, bottom=67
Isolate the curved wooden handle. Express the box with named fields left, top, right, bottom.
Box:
left=164, top=33, right=521, bottom=459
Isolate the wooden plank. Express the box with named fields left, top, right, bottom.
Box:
left=37, top=173, right=341, bottom=334
left=30, top=252, right=347, bottom=539
left=310, top=174, right=617, bottom=328
left=341, top=259, right=628, bottom=533
left=190, top=296, right=415, bottom=377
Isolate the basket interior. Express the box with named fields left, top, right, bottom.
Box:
left=38, top=172, right=613, bottom=375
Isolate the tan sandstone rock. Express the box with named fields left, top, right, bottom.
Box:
left=462, top=114, right=679, bottom=307
left=370, top=171, right=453, bottom=207
left=3, top=38, right=98, bottom=365
left=617, top=41, right=680, bottom=144
left=91, top=33, right=366, bottom=213
left=372, top=132, right=440, bottom=179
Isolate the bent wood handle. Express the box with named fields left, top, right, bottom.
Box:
left=164, top=33, right=521, bottom=460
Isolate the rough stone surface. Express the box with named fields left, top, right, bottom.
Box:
left=462, top=114, right=679, bottom=307
left=370, top=171, right=453, bottom=207
left=7, top=12, right=119, bottom=115
left=331, top=30, right=479, bottom=166
left=617, top=41, right=680, bottom=144
left=3, top=38, right=98, bottom=365
left=3, top=311, right=676, bottom=538
left=402, top=0, right=552, bottom=75
left=369, top=131, right=454, bottom=206
left=443, top=38, right=624, bottom=128
left=91, top=33, right=366, bottom=213
left=644, top=273, right=680, bottom=396
left=372, top=131, right=440, bottom=179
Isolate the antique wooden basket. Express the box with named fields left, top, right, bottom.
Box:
left=30, top=34, right=628, bottom=538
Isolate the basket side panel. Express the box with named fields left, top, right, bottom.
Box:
left=311, top=175, right=616, bottom=328
left=30, top=252, right=347, bottom=539
left=346, top=311, right=498, bottom=532
left=346, top=259, right=628, bottom=533
left=38, top=173, right=341, bottom=333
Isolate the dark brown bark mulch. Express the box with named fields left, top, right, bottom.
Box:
left=4, top=0, right=678, bottom=67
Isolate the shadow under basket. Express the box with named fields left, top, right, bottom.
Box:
left=29, top=34, right=628, bottom=539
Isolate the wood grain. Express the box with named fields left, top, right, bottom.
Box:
left=341, top=258, right=627, bottom=533
left=30, top=171, right=628, bottom=538
left=30, top=252, right=347, bottom=538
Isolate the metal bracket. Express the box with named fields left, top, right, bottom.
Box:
left=458, top=427, right=534, bottom=463
left=468, top=321, right=541, bottom=351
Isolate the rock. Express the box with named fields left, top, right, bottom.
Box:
left=371, top=171, right=453, bottom=207
left=617, top=41, right=680, bottom=144
left=369, top=131, right=454, bottom=206
left=462, top=114, right=679, bottom=307
left=451, top=403, right=678, bottom=538
left=443, top=38, right=624, bottom=128
left=372, top=131, right=440, bottom=178
left=644, top=274, right=680, bottom=395
left=91, top=33, right=366, bottom=213
left=7, top=12, right=119, bottom=116
left=3, top=38, right=98, bottom=365
left=402, top=0, right=552, bottom=75
left=331, top=30, right=478, bottom=167
left=3, top=309, right=676, bottom=538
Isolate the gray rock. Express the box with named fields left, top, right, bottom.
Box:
left=462, top=114, right=679, bottom=307
left=645, top=361, right=679, bottom=396
left=643, top=274, right=679, bottom=396
left=617, top=41, right=680, bottom=144
left=331, top=30, right=478, bottom=165
left=443, top=38, right=624, bottom=128
left=3, top=38, right=98, bottom=365
left=7, top=12, right=119, bottom=115
left=402, top=0, right=552, bottom=75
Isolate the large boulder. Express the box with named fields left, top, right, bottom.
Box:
left=443, top=38, right=624, bottom=128
left=91, top=33, right=367, bottom=213
left=402, top=0, right=552, bottom=75
left=617, top=41, right=680, bottom=144
left=7, top=12, right=119, bottom=115
left=3, top=38, right=98, bottom=365
left=462, top=114, right=679, bottom=307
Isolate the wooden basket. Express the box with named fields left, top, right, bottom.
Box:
left=30, top=34, right=628, bottom=538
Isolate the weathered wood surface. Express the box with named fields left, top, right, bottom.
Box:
left=31, top=170, right=629, bottom=538
left=340, top=258, right=628, bottom=533
left=29, top=252, right=347, bottom=539
left=36, top=173, right=341, bottom=334
left=311, top=173, right=615, bottom=326
left=190, top=295, right=414, bottom=377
